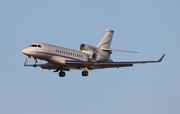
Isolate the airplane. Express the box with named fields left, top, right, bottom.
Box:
left=22, top=29, right=165, bottom=77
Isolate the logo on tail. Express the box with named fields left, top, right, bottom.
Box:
left=97, top=29, right=114, bottom=49
left=96, top=29, right=114, bottom=59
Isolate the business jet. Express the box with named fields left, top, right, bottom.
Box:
left=22, top=29, right=165, bottom=77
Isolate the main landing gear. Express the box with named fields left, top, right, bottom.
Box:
left=59, top=71, right=66, bottom=77
left=57, top=70, right=89, bottom=77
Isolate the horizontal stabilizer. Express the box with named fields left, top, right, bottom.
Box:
left=101, top=48, right=139, bottom=53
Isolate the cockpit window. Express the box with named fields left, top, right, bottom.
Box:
left=31, top=44, right=37, bottom=47
left=38, top=45, right=42, bottom=48
left=28, top=44, right=42, bottom=48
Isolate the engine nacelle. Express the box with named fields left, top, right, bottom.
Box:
left=80, top=44, right=108, bottom=62
left=80, top=44, right=97, bottom=51
left=91, top=53, right=107, bottom=62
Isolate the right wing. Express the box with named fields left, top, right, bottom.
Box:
left=65, top=54, right=165, bottom=69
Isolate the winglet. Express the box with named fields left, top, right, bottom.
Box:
left=157, top=54, right=165, bottom=62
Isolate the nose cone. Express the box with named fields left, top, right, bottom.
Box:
left=22, top=48, right=31, bottom=56
left=22, top=48, right=27, bottom=54
left=22, top=48, right=37, bottom=57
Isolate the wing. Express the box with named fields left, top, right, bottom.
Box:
left=23, top=58, right=71, bottom=71
left=23, top=54, right=165, bottom=70
left=40, top=63, right=58, bottom=69
left=65, top=54, right=165, bottom=69
left=23, top=58, right=58, bottom=69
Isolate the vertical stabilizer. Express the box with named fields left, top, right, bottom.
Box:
left=97, top=29, right=114, bottom=59
left=97, top=29, right=114, bottom=49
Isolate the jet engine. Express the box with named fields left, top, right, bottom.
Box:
left=80, top=44, right=108, bottom=62
left=80, top=44, right=96, bottom=51
left=91, top=53, right=107, bottom=61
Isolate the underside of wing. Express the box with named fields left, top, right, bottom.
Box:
left=40, top=63, right=58, bottom=69
left=23, top=54, right=165, bottom=70
left=65, top=54, right=165, bottom=69
left=40, top=63, right=74, bottom=71
left=65, top=61, right=133, bottom=69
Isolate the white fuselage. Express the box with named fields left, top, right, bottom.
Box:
left=22, top=43, right=89, bottom=66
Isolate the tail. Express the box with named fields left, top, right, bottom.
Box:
left=97, top=29, right=114, bottom=49
left=97, top=29, right=114, bottom=60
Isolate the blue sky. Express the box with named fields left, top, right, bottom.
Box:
left=0, top=0, right=179, bottom=114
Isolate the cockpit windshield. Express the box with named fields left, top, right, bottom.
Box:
left=31, top=44, right=37, bottom=47
left=29, top=44, right=42, bottom=48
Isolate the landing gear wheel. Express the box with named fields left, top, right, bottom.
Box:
left=59, top=71, right=66, bottom=77
left=33, top=58, right=38, bottom=67
left=82, top=71, right=88, bottom=77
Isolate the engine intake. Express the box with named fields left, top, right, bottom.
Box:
left=80, top=44, right=108, bottom=62
left=80, top=44, right=96, bottom=51
left=92, top=53, right=97, bottom=60
left=80, top=44, right=86, bottom=50
left=91, top=53, right=107, bottom=61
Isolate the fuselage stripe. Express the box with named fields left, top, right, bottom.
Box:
left=38, top=51, right=85, bottom=62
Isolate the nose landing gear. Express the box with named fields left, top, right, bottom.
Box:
left=82, top=71, right=88, bottom=77
left=33, top=58, right=38, bottom=67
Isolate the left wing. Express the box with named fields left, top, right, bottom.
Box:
left=23, top=58, right=46, bottom=67
left=23, top=58, right=70, bottom=71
